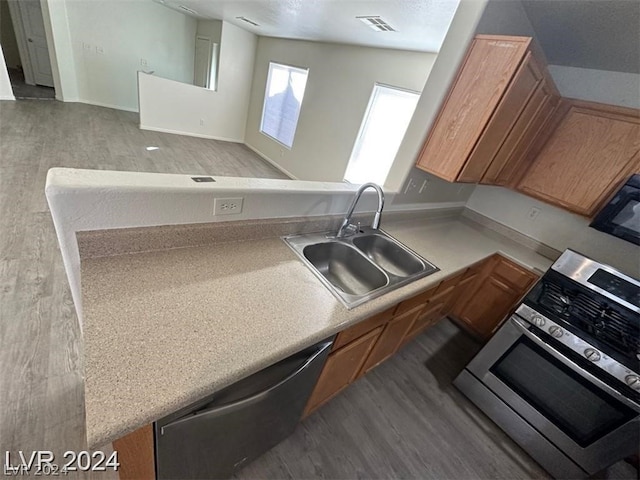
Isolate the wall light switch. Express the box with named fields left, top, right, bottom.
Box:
left=95, top=46, right=104, bottom=54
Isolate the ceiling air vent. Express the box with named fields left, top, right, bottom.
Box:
left=356, top=16, right=396, bottom=32
left=236, top=16, right=260, bottom=27
left=178, top=5, right=198, bottom=15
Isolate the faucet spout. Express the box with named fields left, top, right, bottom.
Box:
left=336, top=183, right=385, bottom=238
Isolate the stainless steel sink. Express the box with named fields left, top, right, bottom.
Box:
left=284, top=228, right=438, bottom=308
left=353, top=234, right=425, bottom=277
left=303, top=242, right=388, bottom=295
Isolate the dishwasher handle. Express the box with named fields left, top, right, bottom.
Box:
left=161, top=339, right=332, bottom=433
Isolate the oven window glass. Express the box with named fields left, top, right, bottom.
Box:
left=490, top=337, right=636, bottom=447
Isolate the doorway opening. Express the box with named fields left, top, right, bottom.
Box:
left=1, top=0, right=55, bottom=100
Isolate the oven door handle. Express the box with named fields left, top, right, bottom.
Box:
left=510, top=317, right=640, bottom=412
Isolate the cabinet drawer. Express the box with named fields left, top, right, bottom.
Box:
left=332, top=306, right=396, bottom=351
left=395, top=286, right=437, bottom=315
left=493, top=257, right=536, bottom=290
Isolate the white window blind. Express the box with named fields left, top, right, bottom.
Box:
left=260, top=62, right=309, bottom=148
left=344, top=84, right=420, bottom=185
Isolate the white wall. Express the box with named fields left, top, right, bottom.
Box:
left=42, top=0, right=78, bottom=101
left=139, top=21, right=256, bottom=142
left=466, top=186, right=639, bottom=277
left=0, top=45, right=15, bottom=100
left=244, top=37, right=436, bottom=183
left=548, top=65, right=640, bottom=109
left=59, top=0, right=196, bottom=111
left=386, top=0, right=488, bottom=201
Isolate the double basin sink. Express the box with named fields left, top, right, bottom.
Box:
left=284, top=228, right=439, bottom=308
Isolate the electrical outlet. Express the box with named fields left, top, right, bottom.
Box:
left=214, top=197, right=244, bottom=216
left=403, top=178, right=417, bottom=194
left=95, top=46, right=104, bottom=54
left=83, top=42, right=91, bottom=51
left=140, top=58, right=148, bottom=66
left=419, top=179, right=430, bottom=194
left=528, top=207, right=541, bottom=221
left=199, top=119, right=205, bottom=126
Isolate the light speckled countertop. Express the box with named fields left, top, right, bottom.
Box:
left=80, top=216, right=553, bottom=448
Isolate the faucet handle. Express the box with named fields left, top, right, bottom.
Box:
left=344, top=223, right=359, bottom=236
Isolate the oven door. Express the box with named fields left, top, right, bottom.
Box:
left=467, top=316, right=640, bottom=474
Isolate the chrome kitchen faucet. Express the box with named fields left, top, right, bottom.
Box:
left=336, top=183, right=385, bottom=238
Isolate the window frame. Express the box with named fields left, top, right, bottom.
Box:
left=259, top=61, right=309, bottom=149
left=344, top=82, right=421, bottom=186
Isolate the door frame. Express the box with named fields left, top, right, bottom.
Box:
left=5, top=0, right=59, bottom=93
left=6, top=0, right=36, bottom=85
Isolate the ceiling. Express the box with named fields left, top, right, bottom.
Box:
left=154, top=0, right=461, bottom=53
left=522, top=0, right=640, bottom=74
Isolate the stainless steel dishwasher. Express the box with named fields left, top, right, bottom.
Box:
left=154, top=338, right=333, bottom=479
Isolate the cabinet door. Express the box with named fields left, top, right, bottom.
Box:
left=304, top=327, right=382, bottom=415
left=415, top=35, right=531, bottom=182
left=332, top=306, right=395, bottom=351
left=402, top=300, right=446, bottom=345
left=517, top=101, right=640, bottom=216
left=444, top=269, right=482, bottom=315
left=455, top=276, right=521, bottom=338
left=359, top=306, right=422, bottom=374
left=458, top=52, right=543, bottom=183
left=481, top=68, right=560, bottom=186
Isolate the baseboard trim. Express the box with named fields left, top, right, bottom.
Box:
left=78, top=99, right=139, bottom=113
left=138, top=124, right=243, bottom=143
left=243, top=144, right=298, bottom=180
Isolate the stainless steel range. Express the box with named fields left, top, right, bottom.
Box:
left=454, top=249, right=639, bottom=479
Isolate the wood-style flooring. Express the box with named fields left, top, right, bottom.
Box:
left=0, top=100, right=286, bottom=478
left=237, top=318, right=551, bottom=480
left=1, top=100, right=634, bottom=479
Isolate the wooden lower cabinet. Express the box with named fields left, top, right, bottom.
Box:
left=304, top=254, right=538, bottom=415
left=304, top=326, right=382, bottom=415
left=360, top=305, right=423, bottom=374
left=112, top=424, right=155, bottom=480
left=450, top=255, right=538, bottom=338
left=402, top=301, right=445, bottom=346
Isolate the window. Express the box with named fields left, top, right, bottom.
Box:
left=344, top=84, right=420, bottom=185
left=260, top=62, right=309, bottom=148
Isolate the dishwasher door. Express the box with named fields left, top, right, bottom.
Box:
left=155, top=338, right=332, bottom=479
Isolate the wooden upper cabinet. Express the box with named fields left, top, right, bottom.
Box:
left=481, top=64, right=560, bottom=186
left=415, top=35, right=556, bottom=183
left=517, top=101, right=640, bottom=216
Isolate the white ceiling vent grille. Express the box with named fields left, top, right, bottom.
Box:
left=236, top=16, right=260, bottom=27
left=178, top=5, right=198, bottom=15
left=356, top=16, right=396, bottom=32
